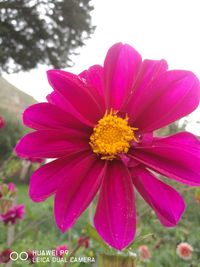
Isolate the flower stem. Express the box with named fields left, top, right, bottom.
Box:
left=63, top=236, right=89, bottom=267
left=5, top=224, right=15, bottom=267
left=98, top=254, right=136, bottom=267
left=6, top=224, right=15, bottom=246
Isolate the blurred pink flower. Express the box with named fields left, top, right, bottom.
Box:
left=15, top=43, right=200, bottom=250
left=0, top=249, right=12, bottom=263
left=0, top=116, right=5, bottom=129
left=8, top=183, right=16, bottom=192
left=138, top=245, right=151, bottom=261
left=27, top=251, right=35, bottom=264
left=55, top=245, right=68, bottom=258
left=0, top=204, right=25, bottom=225
left=176, top=242, right=193, bottom=260
left=78, top=236, right=90, bottom=248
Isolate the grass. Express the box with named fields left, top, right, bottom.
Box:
left=1, top=180, right=200, bottom=267
left=0, top=184, right=94, bottom=267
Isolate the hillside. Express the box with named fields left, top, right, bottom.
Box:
left=0, top=77, right=37, bottom=159
left=0, top=76, right=36, bottom=122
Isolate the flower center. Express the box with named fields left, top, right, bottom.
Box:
left=89, top=110, right=138, bottom=160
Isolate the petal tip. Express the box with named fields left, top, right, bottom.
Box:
left=14, top=140, right=25, bottom=158
left=29, top=186, right=45, bottom=203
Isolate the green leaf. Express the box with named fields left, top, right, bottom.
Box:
left=86, top=223, right=110, bottom=249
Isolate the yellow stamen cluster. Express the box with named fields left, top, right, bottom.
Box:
left=90, top=110, right=138, bottom=160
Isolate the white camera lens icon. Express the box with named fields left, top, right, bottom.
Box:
left=10, top=251, right=29, bottom=261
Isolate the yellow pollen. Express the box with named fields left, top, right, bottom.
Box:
left=89, top=110, right=138, bottom=160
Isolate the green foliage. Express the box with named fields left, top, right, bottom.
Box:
left=0, top=156, right=22, bottom=180
left=0, top=120, right=24, bottom=160
left=86, top=224, right=110, bottom=250
left=0, top=184, right=96, bottom=267
left=1, top=181, right=200, bottom=266
left=156, top=121, right=186, bottom=136
left=0, top=77, right=36, bottom=118
left=81, top=182, right=200, bottom=266
left=0, top=77, right=36, bottom=161
left=0, top=0, right=95, bottom=73
left=131, top=182, right=200, bottom=267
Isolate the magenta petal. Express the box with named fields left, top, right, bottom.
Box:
left=15, top=129, right=89, bottom=159
left=54, top=154, right=106, bottom=232
left=47, top=91, right=93, bottom=127
left=23, top=103, right=91, bottom=131
left=104, top=43, right=142, bottom=110
left=47, top=70, right=103, bottom=125
left=131, top=70, right=200, bottom=132
left=132, top=167, right=185, bottom=227
left=126, top=59, right=168, bottom=121
left=79, top=65, right=106, bottom=109
left=94, top=161, right=136, bottom=250
left=47, top=91, right=72, bottom=113
left=130, top=132, right=200, bottom=186
left=29, top=153, right=86, bottom=202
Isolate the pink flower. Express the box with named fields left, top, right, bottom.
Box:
left=0, top=249, right=12, bottom=263
left=15, top=43, right=200, bottom=250
left=0, top=204, right=25, bottom=225
left=26, top=251, right=36, bottom=264
left=8, top=183, right=16, bottom=192
left=138, top=245, right=151, bottom=261
left=176, top=242, right=193, bottom=260
left=55, top=245, right=68, bottom=258
left=0, top=183, right=15, bottom=194
left=0, top=116, right=5, bottom=129
left=78, top=236, right=90, bottom=248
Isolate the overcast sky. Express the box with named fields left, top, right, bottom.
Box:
left=3, top=0, right=200, bottom=133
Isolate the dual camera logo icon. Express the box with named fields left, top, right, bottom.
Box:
left=10, top=251, right=29, bottom=261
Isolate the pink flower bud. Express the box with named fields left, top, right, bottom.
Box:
left=55, top=245, right=68, bottom=258
left=27, top=251, right=36, bottom=264
left=78, top=236, right=90, bottom=248
left=8, top=183, right=16, bottom=192
left=0, top=117, right=5, bottom=129
left=0, top=249, right=12, bottom=263
left=138, top=245, right=151, bottom=261
left=0, top=204, right=25, bottom=225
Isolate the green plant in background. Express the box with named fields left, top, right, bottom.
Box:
left=0, top=120, right=24, bottom=161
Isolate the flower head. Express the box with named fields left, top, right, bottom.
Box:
left=0, top=183, right=17, bottom=213
left=176, top=242, right=193, bottom=260
left=0, top=249, right=12, bottom=263
left=78, top=236, right=90, bottom=248
left=0, top=116, right=5, bottom=129
left=55, top=245, right=68, bottom=258
left=15, top=43, right=200, bottom=250
left=138, top=245, right=151, bottom=261
left=0, top=183, right=16, bottom=195
left=0, top=204, right=25, bottom=225
left=7, top=183, right=16, bottom=192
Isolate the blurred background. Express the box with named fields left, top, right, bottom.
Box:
left=0, top=0, right=200, bottom=266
